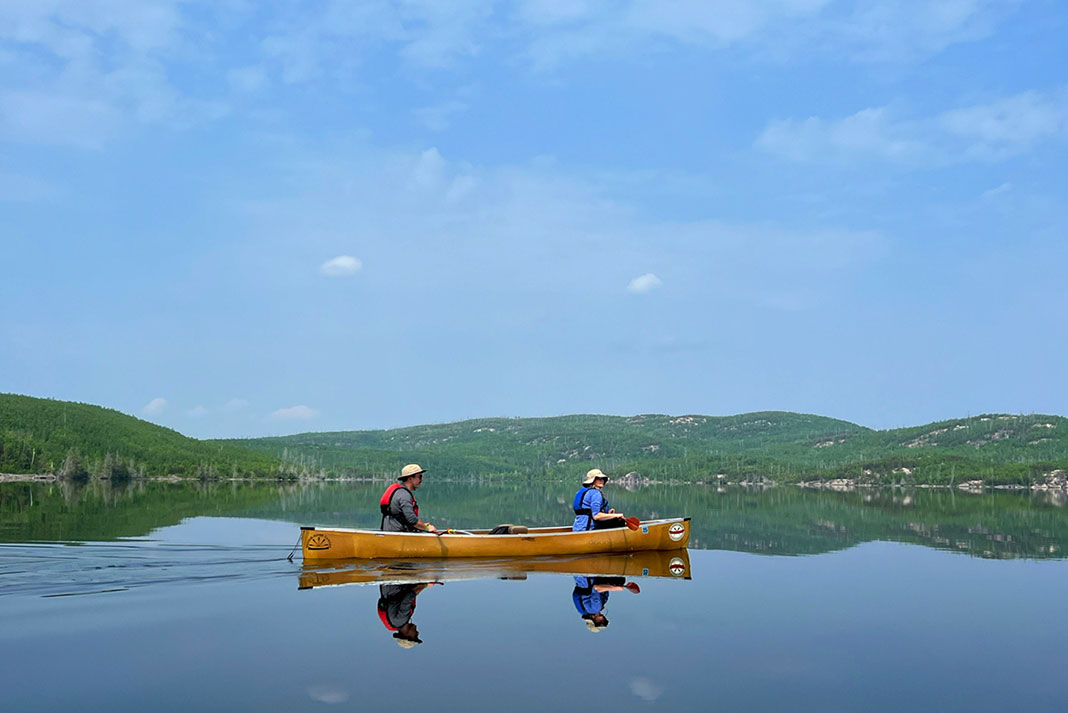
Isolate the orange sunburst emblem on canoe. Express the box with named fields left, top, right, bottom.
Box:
left=306, top=533, right=332, bottom=550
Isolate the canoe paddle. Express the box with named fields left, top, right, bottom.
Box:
left=623, top=516, right=640, bottom=531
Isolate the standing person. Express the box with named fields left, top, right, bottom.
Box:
left=380, top=464, right=438, bottom=533
left=572, top=468, right=627, bottom=531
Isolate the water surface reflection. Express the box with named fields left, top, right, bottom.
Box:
left=298, top=550, right=690, bottom=647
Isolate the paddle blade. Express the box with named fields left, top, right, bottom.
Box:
left=624, top=516, right=640, bottom=530
left=624, top=582, right=641, bottom=594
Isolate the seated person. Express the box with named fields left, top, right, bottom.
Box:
left=572, top=576, right=626, bottom=632
left=572, top=468, right=628, bottom=531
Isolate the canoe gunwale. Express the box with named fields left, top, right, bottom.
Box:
left=301, top=516, right=690, bottom=539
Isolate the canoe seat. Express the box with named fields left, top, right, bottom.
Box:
left=488, top=524, right=529, bottom=535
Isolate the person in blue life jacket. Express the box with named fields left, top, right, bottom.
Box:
left=572, top=468, right=628, bottom=532
left=572, top=576, right=627, bottom=632
left=380, top=464, right=438, bottom=533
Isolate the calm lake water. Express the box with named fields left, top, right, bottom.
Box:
left=2, top=479, right=1068, bottom=712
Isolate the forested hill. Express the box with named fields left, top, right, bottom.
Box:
left=0, top=394, right=281, bottom=478
left=226, top=411, right=1068, bottom=485
left=4, top=393, right=1066, bottom=485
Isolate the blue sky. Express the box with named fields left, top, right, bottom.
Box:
left=1, top=0, right=1066, bottom=438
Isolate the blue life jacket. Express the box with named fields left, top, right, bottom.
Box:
left=572, top=487, right=609, bottom=531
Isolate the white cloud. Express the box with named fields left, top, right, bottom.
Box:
left=627, top=272, right=663, bottom=294
left=143, top=397, right=167, bottom=415
left=319, top=255, right=363, bottom=276
left=272, top=405, right=318, bottom=419
left=187, top=405, right=208, bottom=417
left=756, top=87, right=1068, bottom=166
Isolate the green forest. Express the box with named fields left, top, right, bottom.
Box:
left=0, top=393, right=281, bottom=479
left=3, top=393, right=1067, bottom=485
left=227, top=411, right=1068, bottom=486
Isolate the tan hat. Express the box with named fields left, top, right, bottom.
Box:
left=394, top=636, right=421, bottom=648
left=582, top=468, right=609, bottom=486
left=399, top=464, right=426, bottom=481
left=583, top=615, right=609, bottom=632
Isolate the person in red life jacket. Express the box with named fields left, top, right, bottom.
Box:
left=572, top=468, right=628, bottom=531
left=377, top=582, right=436, bottom=648
left=380, top=463, right=438, bottom=533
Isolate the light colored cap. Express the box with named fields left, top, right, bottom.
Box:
left=399, top=463, right=426, bottom=480
left=584, top=618, right=608, bottom=632
left=583, top=468, right=609, bottom=486
left=395, top=637, right=421, bottom=648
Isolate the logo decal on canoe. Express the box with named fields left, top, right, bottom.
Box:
left=641, top=526, right=649, bottom=534
left=306, top=533, right=332, bottom=550
left=669, top=557, right=686, bottom=577
left=668, top=523, right=686, bottom=541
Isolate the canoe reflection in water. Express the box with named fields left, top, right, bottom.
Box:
left=300, top=550, right=690, bottom=646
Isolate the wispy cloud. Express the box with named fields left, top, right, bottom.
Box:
left=320, top=255, right=363, bottom=276
left=756, top=87, right=1068, bottom=166
left=629, top=677, right=662, bottom=702
left=0, top=1, right=229, bottom=148
left=415, top=100, right=470, bottom=131
left=271, top=405, right=318, bottom=420
left=981, top=182, right=1013, bottom=199
left=187, top=405, right=208, bottom=417
left=143, top=397, right=167, bottom=415
left=519, top=0, right=1015, bottom=69
left=242, top=143, right=886, bottom=313
left=627, top=273, right=662, bottom=294
left=0, top=171, right=57, bottom=201
left=224, top=398, right=249, bottom=412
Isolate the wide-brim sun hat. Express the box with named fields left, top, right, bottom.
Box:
left=399, top=463, right=426, bottom=481
left=584, top=617, right=608, bottom=632
left=582, top=468, right=609, bottom=486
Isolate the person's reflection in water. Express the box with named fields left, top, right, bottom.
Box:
left=572, top=576, right=632, bottom=632
left=377, top=582, right=437, bottom=648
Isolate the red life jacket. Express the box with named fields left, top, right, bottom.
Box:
left=377, top=597, right=416, bottom=631
left=379, top=483, right=419, bottom=517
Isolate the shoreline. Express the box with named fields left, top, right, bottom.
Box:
left=2, top=472, right=1066, bottom=493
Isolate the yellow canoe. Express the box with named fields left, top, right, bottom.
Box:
left=298, top=549, right=691, bottom=590
left=300, top=517, right=690, bottom=561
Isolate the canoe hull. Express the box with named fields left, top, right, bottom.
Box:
left=301, top=517, right=690, bottom=560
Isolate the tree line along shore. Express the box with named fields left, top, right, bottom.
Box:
left=2, top=393, right=1067, bottom=489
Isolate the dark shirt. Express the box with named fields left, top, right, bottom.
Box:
left=382, top=487, right=419, bottom=532
left=378, top=584, right=418, bottom=628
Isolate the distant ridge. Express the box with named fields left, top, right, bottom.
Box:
left=0, top=393, right=280, bottom=478
left=2, top=393, right=1065, bottom=485
left=224, top=411, right=1068, bottom=486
